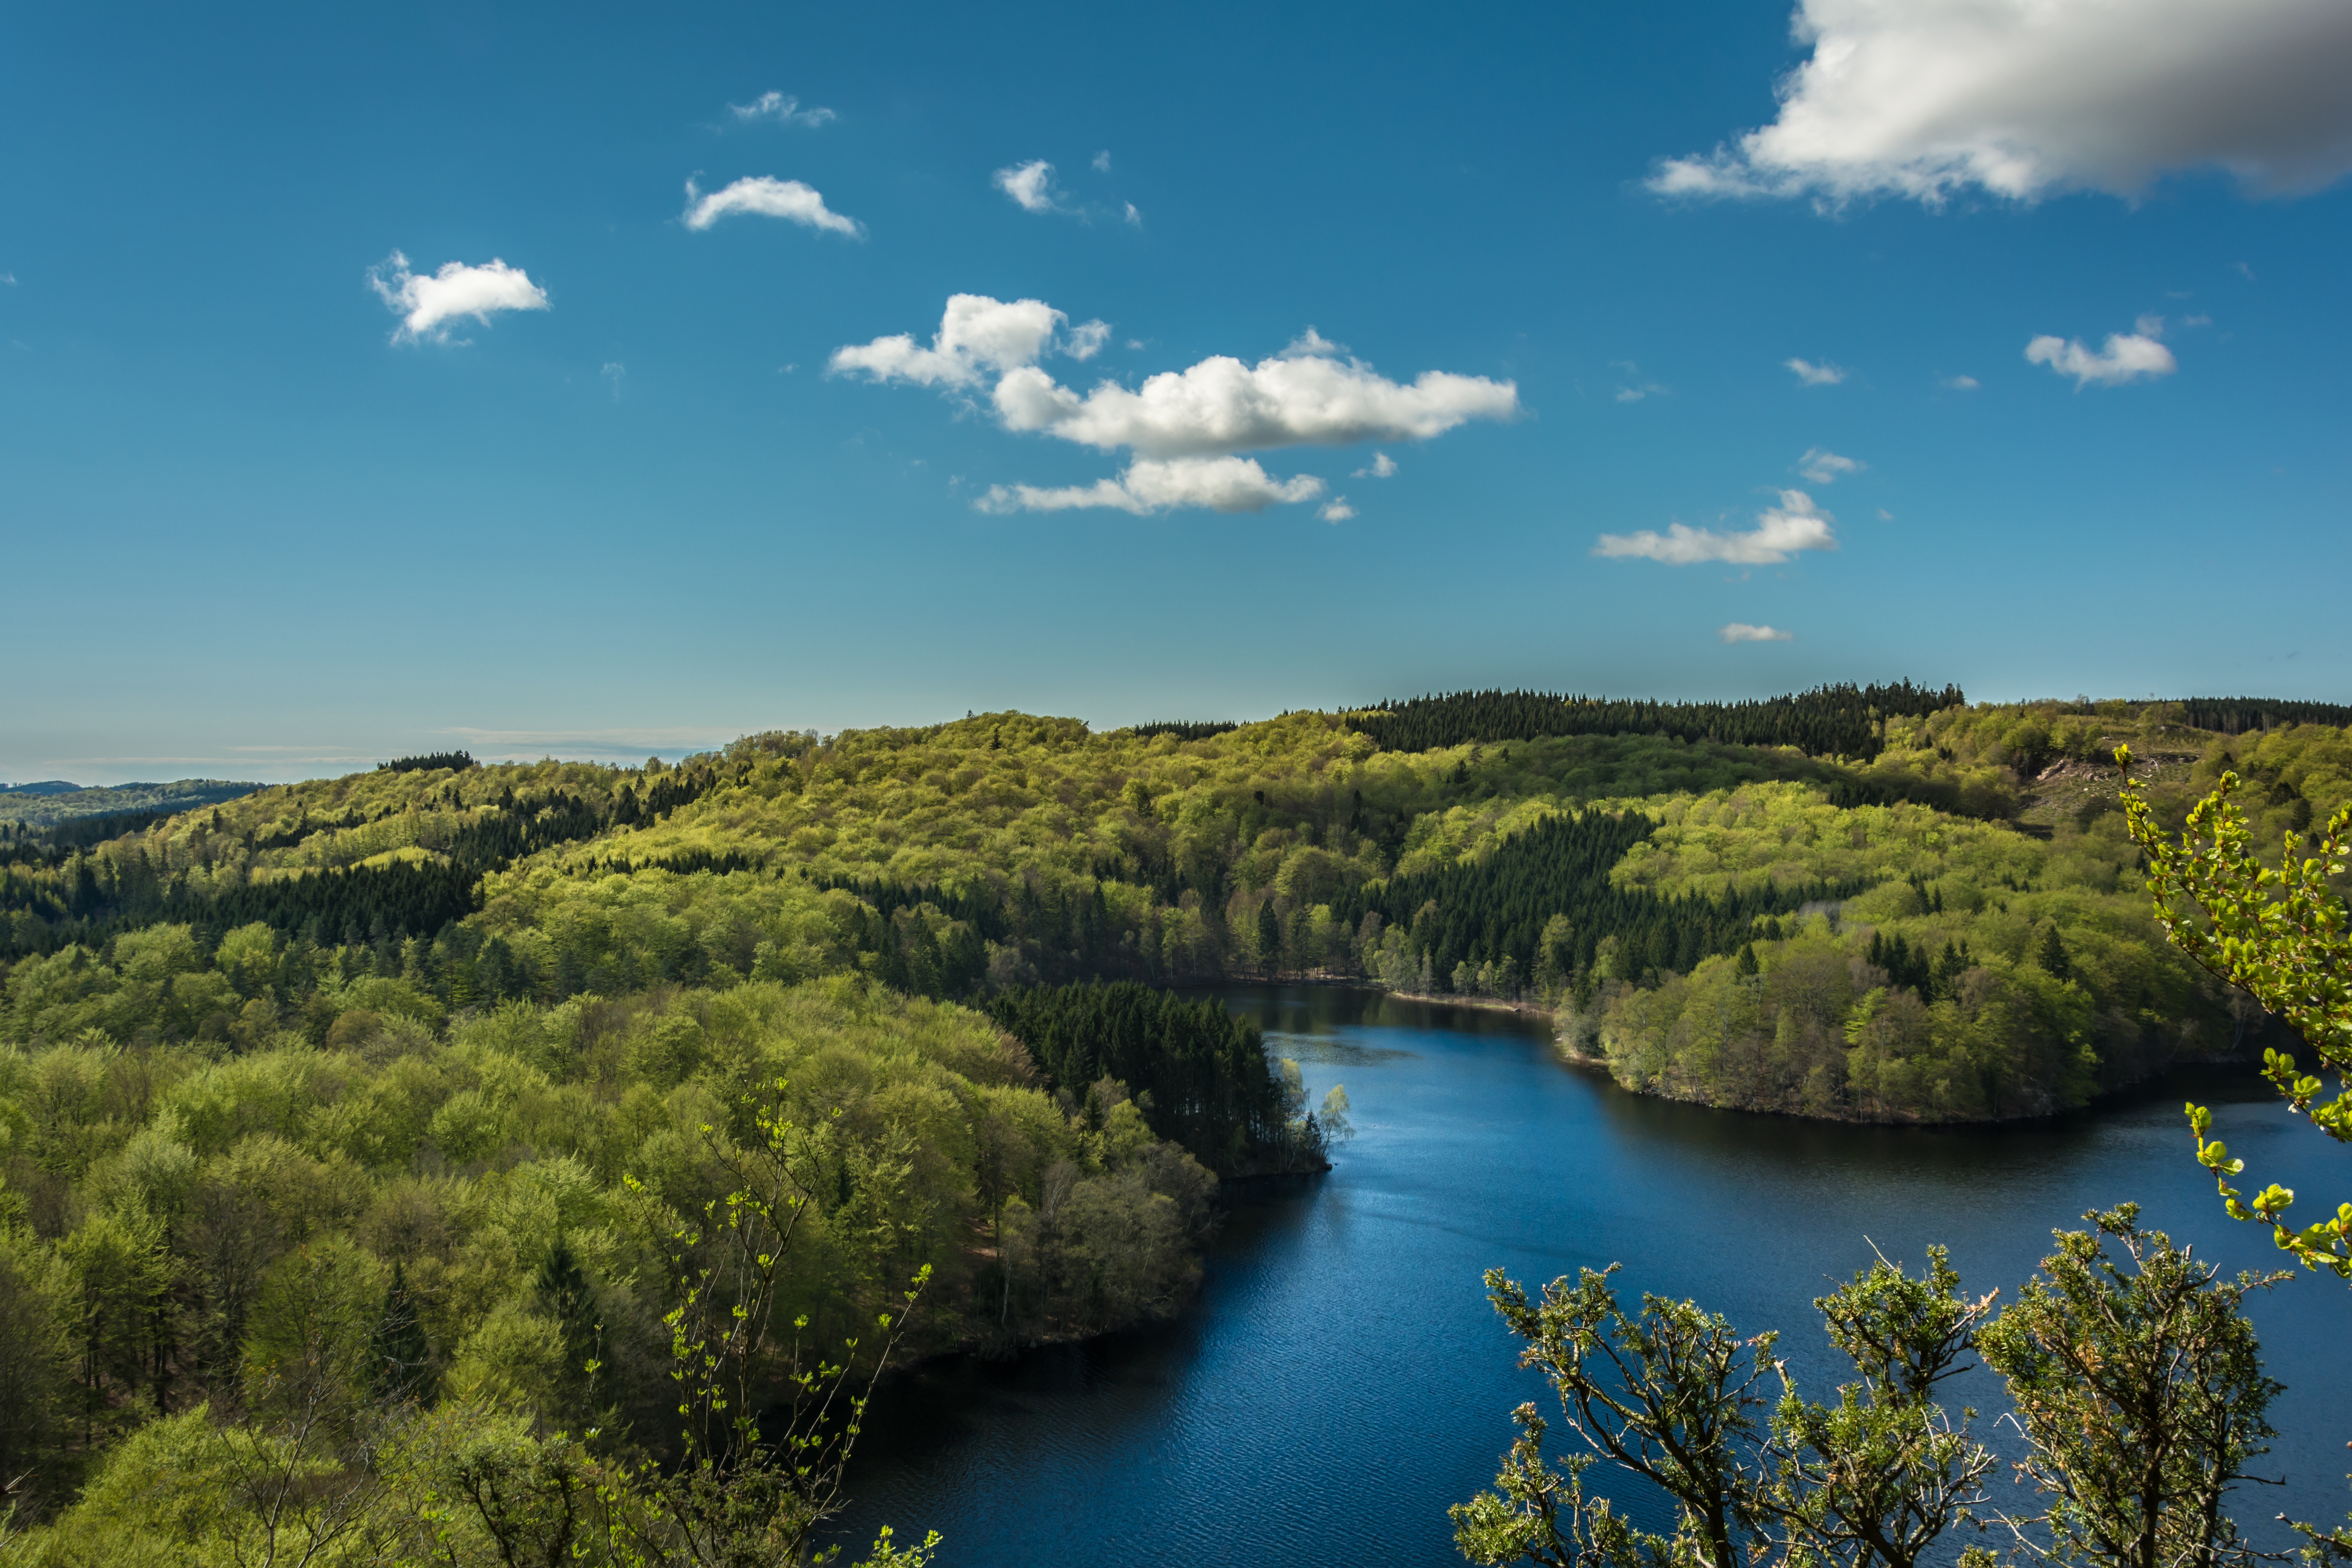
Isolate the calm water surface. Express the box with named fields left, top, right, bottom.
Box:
left=834, top=986, right=2352, bottom=1566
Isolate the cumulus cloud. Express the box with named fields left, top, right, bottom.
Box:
left=843, top=294, right=1515, bottom=516
left=729, top=91, right=835, bottom=128
left=682, top=176, right=862, bottom=236
left=976, top=456, right=1327, bottom=515
left=994, top=159, right=1067, bottom=214
left=1092, top=150, right=1113, bottom=172
left=990, top=347, right=1518, bottom=457
left=1319, top=497, right=1357, bottom=522
left=2024, top=321, right=2179, bottom=386
left=1650, top=0, right=2352, bottom=206
left=1123, top=202, right=1142, bottom=226
left=1786, top=357, right=1847, bottom=386
left=1354, top=453, right=1398, bottom=479
left=828, top=294, right=1109, bottom=388
left=1720, top=623, right=1796, bottom=642
left=367, top=252, right=549, bottom=344
left=1797, top=447, right=1861, bottom=483
left=1596, top=490, right=1838, bottom=565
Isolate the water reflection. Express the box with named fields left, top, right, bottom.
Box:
left=833, top=986, right=2352, bottom=1568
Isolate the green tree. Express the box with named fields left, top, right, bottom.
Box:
left=1978, top=1206, right=2283, bottom=1568
left=366, top=1261, right=433, bottom=1405
left=1454, top=1263, right=1774, bottom=1568
left=2117, top=747, right=2352, bottom=1275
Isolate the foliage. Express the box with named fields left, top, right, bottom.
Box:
left=1346, top=682, right=1965, bottom=761
left=0, top=976, right=1218, bottom=1539
left=379, top=751, right=477, bottom=774
left=980, top=982, right=1284, bottom=1172
left=1461, top=1214, right=2285, bottom=1568
left=2117, top=750, right=2352, bottom=1277
left=0, top=781, right=259, bottom=834
left=1978, top=1206, right=2285, bottom=1568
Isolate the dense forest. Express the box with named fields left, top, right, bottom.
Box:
left=2, top=683, right=2346, bottom=1555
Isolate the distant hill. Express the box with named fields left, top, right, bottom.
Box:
left=0, top=778, right=261, bottom=830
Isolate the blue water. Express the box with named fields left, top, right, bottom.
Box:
left=833, top=986, right=2352, bottom=1566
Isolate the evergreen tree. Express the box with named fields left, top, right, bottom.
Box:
left=534, top=1237, right=600, bottom=1427
left=2037, top=924, right=2071, bottom=981
left=367, top=1262, right=433, bottom=1403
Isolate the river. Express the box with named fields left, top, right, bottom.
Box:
left=832, top=985, right=2352, bottom=1566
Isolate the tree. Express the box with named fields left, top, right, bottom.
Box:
left=1977, top=1206, right=2283, bottom=1568
left=1760, top=1246, right=1997, bottom=1568
left=367, top=1262, right=433, bottom=1405
left=2116, top=747, right=2352, bottom=1276
left=1454, top=1264, right=1775, bottom=1568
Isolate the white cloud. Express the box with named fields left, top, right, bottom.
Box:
left=990, top=346, right=1519, bottom=457
left=977, top=456, right=1327, bottom=515
left=2024, top=326, right=2178, bottom=386
left=1092, top=150, right=1113, bottom=172
left=843, top=295, right=1516, bottom=516
left=1941, top=374, right=1981, bottom=390
left=1319, top=497, right=1356, bottom=523
left=1651, top=0, right=2352, bottom=206
left=728, top=91, right=836, bottom=128
left=828, top=294, right=1106, bottom=388
left=1786, top=357, right=1846, bottom=386
left=367, top=251, right=549, bottom=344
left=0, top=272, right=14, bottom=286
left=1596, top=490, right=1838, bottom=565
left=1123, top=202, right=1142, bottom=226
left=601, top=362, right=625, bottom=399
left=1354, top=452, right=1398, bottom=479
left=1720, top=623, right=1795, bottom=643
left=1797, top=447, right=1861, bottom=483
left=682, top=176, right=862, bottom=236
left=994, top=159, right=1067, bottom=214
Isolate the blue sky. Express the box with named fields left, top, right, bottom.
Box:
left=4, top=0, right=2348, bottom=782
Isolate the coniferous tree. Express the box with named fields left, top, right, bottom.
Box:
left=367, top=1262, right=432, bottom=1404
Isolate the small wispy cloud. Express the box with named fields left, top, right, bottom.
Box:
left=994, top=159, right=1069, bottom=214
left=2025, top=318, right=2177, bottom=387
left=0, top=272, right=15, bottom=286
left=976, top=455, right=1327, bottom=515
left=601, top=362, right=625, bottom=399
left=1092, top=150, right=1113, bottom=172
left=729, top=91, right=836, bottom=128
left=1940, top=374, right=1980, bottom=390
left=682, top=176, right=863, bottom=236
left=1720, top=623, right=1794, bottom=643
left=1596, top=490, right=1838, bottom=565
left=1319, top=497, right=1356, bottom=523
left=1122, top=201, right=1142, bottom=226
left=1785, top=357, right=1847, bottom=387
left=367, top=252, right=550, bottom=344
left=1797, top=447, right=1861, bottom=484
left=1353, top=453, right=1398, bottom=479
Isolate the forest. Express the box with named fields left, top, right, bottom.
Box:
left=1, top=684, right=2346, bottom=1558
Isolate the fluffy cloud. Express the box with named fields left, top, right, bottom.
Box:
left=729, top=91, right=835, bottom=128
left=1596, top=490, right=1838, bottom=565
left=1652, top=0, right=2352, bottom=205
left=367, top=252, right=549, bottom=343
left=1092, top=150, right=1113, bottom=172
left=1354, top=453, right=1398, bottom=479
left=977, top=457, right=1326, bottom=515
left=829, top=294, right=1109, bottom=388
left=990, top=345, right=1518, bottom=457
left=1786, top=357, right=1846, bottom=386
left=682, top=177, right=862, bottom=236
left=1319, top=497, right=1357, bottom=522
left=842, top=294, right=1515, bottom=514
left=1797, top=447, right=1861, bottom=483
left=994, top=159, right=1067, bottom=214
left=2025, top=320, right=2178, bottom=386
left=1720, top=623, right=1796, bottom=642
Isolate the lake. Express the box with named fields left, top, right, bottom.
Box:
left=832, top=985, right=2352, bottom=1566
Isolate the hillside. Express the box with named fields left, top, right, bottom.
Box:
left=0, top=778, right=261, bottom=831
